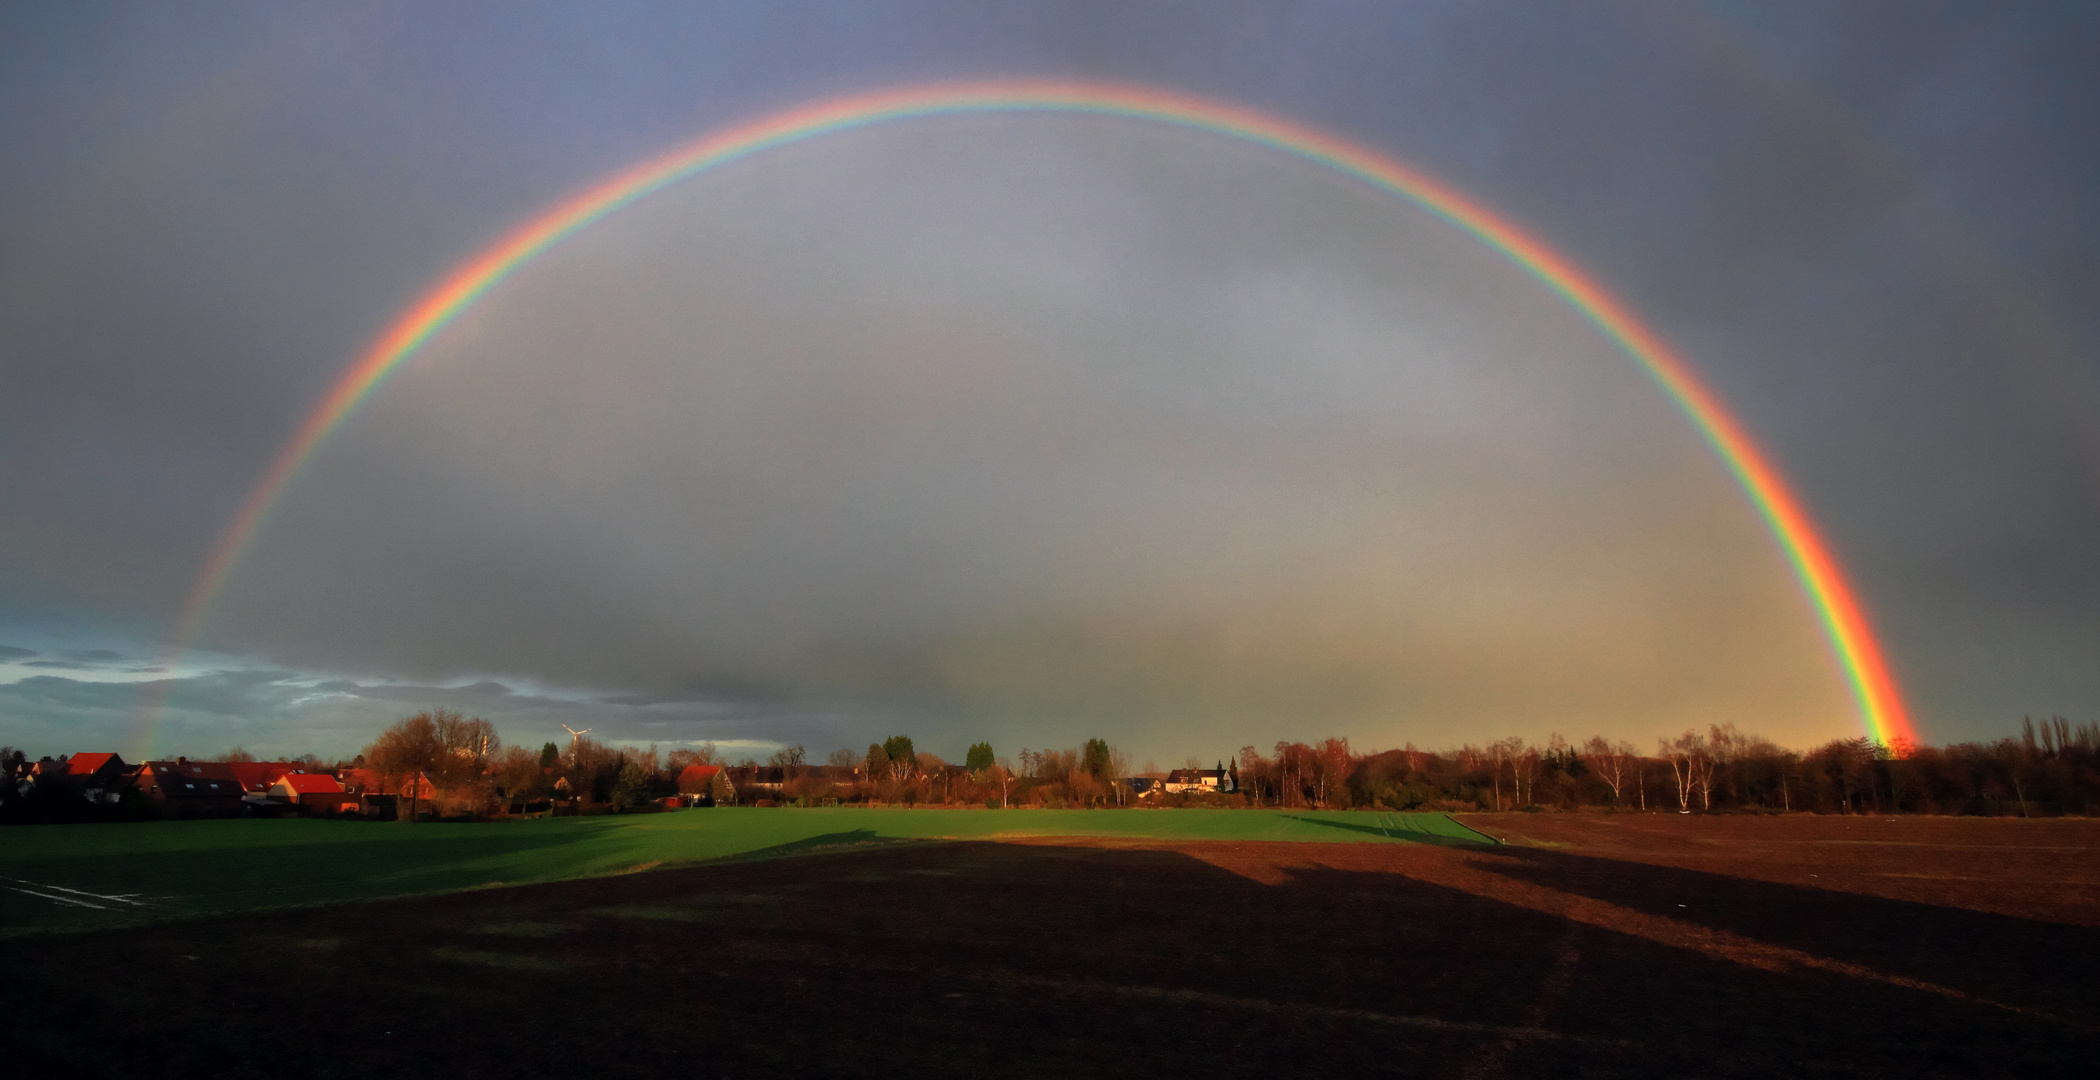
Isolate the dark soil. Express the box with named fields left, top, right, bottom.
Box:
left=5, top=819, right=2095, bottom=1077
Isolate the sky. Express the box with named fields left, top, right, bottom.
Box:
left=2, top=1, right=2096, bottom=766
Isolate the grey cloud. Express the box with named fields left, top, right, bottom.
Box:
left=0, top=665, right=807, bottom=760
left=2, top=3, right=2096, bottom=760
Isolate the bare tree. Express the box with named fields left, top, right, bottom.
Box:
left=1512, top=744, right=1541, bottom=808
left=491, top=743, right=546, bottom=813
left=1487, top=737, right=1526, bottom=811
left=1315, top=737, right=1352, bottom=808
left=1580, top=736, right=1633, bottom=805
left=364, top=712, right=446, bottom=820
left=1660, top=731, right=1713, bottom=811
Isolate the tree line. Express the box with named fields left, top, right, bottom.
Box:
left=360, top=712, right=2100, bottom=817
left=5, top=712, right=2096, bottom=821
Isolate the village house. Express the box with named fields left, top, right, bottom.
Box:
left=337, top=767, right=433, bottom=818
left=134, top=759, right=247, bottom=816
left=227, top=761, right=315, bottom=802
left=725, top=765, right=787, bottom=799
left=1162, top=768, right=1235, bottom=795
left=675, top=763, right=722, bottom=789
left=268, top=772, right=360, bottom=815
left=33, top=752, right=132, bottom=804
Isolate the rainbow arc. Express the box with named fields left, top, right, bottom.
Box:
left=140, top=81, right=1914, bottom=755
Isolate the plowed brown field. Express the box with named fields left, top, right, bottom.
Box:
left=5, top=815, right=2094, bottom=1077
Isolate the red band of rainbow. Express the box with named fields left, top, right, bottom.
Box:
left=143, top=80, right=1914, bottom=754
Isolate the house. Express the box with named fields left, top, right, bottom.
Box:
left=228, top=761, right=312, bottom=800
left=134, top=759, right=247, bottom=816
left=675, top=764, right=722, bottom=792
left=269, top=772, right=360, bottom=814
left=675, top=764, right=725, bottom=807
left=339, top=768, right=435, bottom=802
left=725, top=765, right=787, bottom=794
left=336, top=768, right=380, bottom=796
left=337, top=767, right=435, bottom=817
left=1162, top=768, right=1234, bottom=794
left=39, top=752, right=131, bottom=804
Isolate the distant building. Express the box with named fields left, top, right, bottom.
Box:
left=269, top=772, right=359, bottom=814
left=675, top=764, right=723, bottom=792
left=725, top=765, right=787, bottom=795
left=227, top=761, right=313, bottom=800
left=1162, top=768, right=1234, bottom=794
left=337, top=768, right=435, bottom=803
left=37, top=752, right=132, bottom=804
left=135, top=759, right=247, bottom=816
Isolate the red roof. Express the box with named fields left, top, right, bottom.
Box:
left=275, top=773, right=346, bottom=795
left=64, top=752, right=121, bottom=777
left=228, top=761, right=307, bottom=792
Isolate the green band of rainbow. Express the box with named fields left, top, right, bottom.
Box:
left=147, top=80, right=1914, bottom=753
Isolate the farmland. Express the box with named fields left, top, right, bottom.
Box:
left=0, top=807, right=1484, bottom=935
left=4, top=811, right=2096, bottom=1076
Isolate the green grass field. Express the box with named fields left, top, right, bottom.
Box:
left=0, top=807, right=1490, bottom=935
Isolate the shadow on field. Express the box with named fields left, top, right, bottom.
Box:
left=0, top=822, right=626, bottom=933
left=1, top=839, right=2091, bottom=1078
left=706, top=828, right=893, bottom=862
left=1459, top=844, right=2100, bottom=1021
left=1277, top=812, right=1489, bottom=846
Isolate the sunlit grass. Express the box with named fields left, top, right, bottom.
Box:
left=0, top=807, right=1489, bottom=935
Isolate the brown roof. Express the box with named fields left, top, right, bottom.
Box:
left=228, top=761, right=308, bottom=793
left=140, top=760, right=243, bottom=799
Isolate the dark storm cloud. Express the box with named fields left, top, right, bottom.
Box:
left=2, top=2, right=2096, bottom=758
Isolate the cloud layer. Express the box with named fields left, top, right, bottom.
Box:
left=3, top=3, right=2096, bottom=759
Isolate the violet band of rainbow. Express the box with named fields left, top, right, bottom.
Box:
left=144, top=80, right=1915, bottom=754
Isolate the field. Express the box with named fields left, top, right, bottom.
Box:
left=0, top=807, right=1484, bottom=935
left=4, top=811, right=2096, bottom=1076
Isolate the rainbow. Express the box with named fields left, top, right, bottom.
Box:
left=145, top=80, right=1914, bottom=753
